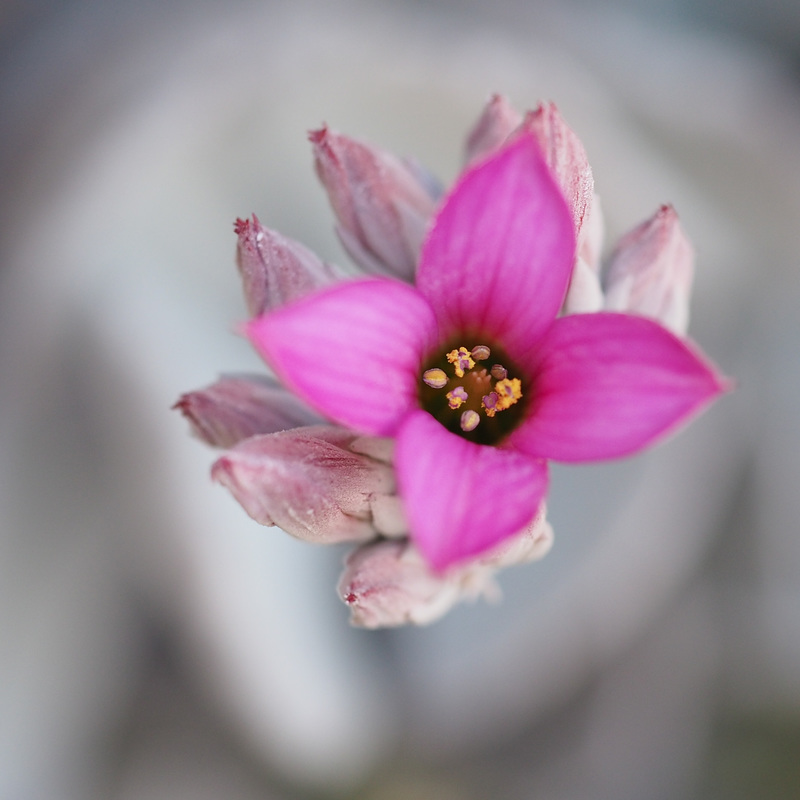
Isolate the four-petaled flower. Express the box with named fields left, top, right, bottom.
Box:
left=247, top=134, right=728, bottom=571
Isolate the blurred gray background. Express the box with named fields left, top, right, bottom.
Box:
left=1, top=1, right=799, bottom=798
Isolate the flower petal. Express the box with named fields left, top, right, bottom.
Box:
left=247, top=279, right=438, bottom=436
left=174, top=373, right=320, bottom=448
left=511, top=313, right=730, bottom=462
left=416, top=134, right=575, bottom=358
left=395, top=410, right=549, bottom=571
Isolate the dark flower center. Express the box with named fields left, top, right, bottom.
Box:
left=418, top=341, right=528, bottom=445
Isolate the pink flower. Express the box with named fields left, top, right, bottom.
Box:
left=177, top=96, right=731, bottom=625
left=247, top=134, right=728, bottom=571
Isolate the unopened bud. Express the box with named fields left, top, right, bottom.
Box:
left=464, top=94, right=523, bottom=165
left=603, top=204, right=694, bottom=335
left=309, top=126, right=437, bottom=281
left=522, top=102, right=594, bottom=252
left=212, top=426, right=395, bottom=543
left=337, top=540, right=477, bottom=628
left=337, top=506, right=556, bottom=628
left=476, top=505, right=554, bottom=569
left=234, top=215, right=340, bottom=316
left=174, top=374, right=319, bottom=448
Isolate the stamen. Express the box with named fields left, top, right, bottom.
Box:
left=446, top=386, right=468, bottom=409
left=423, top=368, right=448, bottom=389
left=460, top=409, right=480, bottom=432
left=495, top=378, right=522, bottom=411
left=447, top=347, right=475, bottom=378
left=419, top=341, right=525, bottom=444
left=482, top=391, right=499, bottom=418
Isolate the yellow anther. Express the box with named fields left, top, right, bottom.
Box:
left=460, top=409, right=481, bottom=432
left=446, top=347, right=475, bottom=378
left=446, top=386, right=468, bottom=409
left=471, top=345, right=491, bottom=361
left=422, top=368, right=448, bottom=389
left=494, top=378, right=522, bottom=411
left=482, top=391, right=499, bottom=417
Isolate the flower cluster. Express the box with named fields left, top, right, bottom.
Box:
left=176, top=95, right=728, bottom=627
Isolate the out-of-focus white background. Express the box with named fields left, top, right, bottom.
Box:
left=1, top=1, right=799, bottom=798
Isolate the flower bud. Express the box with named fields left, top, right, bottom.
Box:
left=464, top=94, right=523, bottom=165
left=174, top=374, right=320, bottom=448
left=476, top=505, right=554, bottom=569
left=338, top=540, right=479, bottom=628
left=338, top=508, right=555, bottom=628
left=522, top=102, right=594, bottom=249
left=234, top=214, right=340, bottom=316
left=521, top=103, right=606, bottom=313
left=211, top=426, right=395, bottom=543
left=309, top=126, right=437, bottom=281
left=603, top=204, right=694, bottom=335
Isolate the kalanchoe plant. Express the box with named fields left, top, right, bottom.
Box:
left=176, top=95, right=729, bottom=628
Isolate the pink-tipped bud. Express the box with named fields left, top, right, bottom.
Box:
left=337, top=540, right=477, bottom=628
left=309, top=126, right=437, bottom=281
left=603, top=204, right=694, bottom=335
left=464, top=94, right=523, bottom=165
left=234, top=215, right=339, bottom=316
left=337, top=507, right=556, bottom=628
left=521, top=103, right=606, bottom=313
left=476, top=505, right=554, bottom=569
left=211, top=426, right=395, bottom=543
left=173, top=374, right=320, bottom=448
left=521, top=102, right=594, bottom=253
